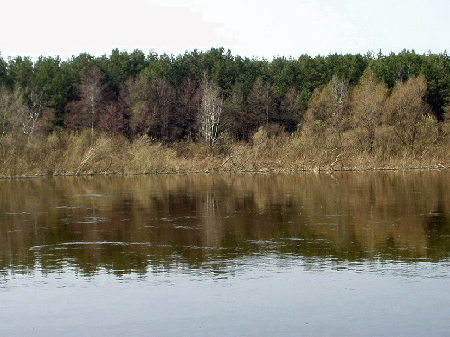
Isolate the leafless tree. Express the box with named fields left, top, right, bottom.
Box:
left=306, top=75, right=350, bottom=137
left=123, top=74, right=154, bottom=138
left=64, top=66, right=107, bottom=135
left=384, top=75, right=431, bottom=148
left=0, top=86, right=31, bottom=139
left=198, top=76, right=223, bottom=145
left=352, top=69, right=388, bottom=152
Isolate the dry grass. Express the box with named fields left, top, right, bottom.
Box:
left=0, top=123, right=449, bottom=178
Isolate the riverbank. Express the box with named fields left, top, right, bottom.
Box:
left=0, top=128, right=449, bottom=178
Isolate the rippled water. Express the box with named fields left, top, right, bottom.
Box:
left=1, top=171, right=449, bottom=336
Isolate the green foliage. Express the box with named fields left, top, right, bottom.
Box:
left=8, top=56, right=34, bottom=89
left=373, top=50, right=425, bottom=87
left=0, top=48, right=448, bottom=146
left=97, top=49, right=148, bottom=92
left=420, top=52, right=450, bottom=120
left=0, top=54, right=9, bottom=87
left=33, top=56, right=69, bottom=119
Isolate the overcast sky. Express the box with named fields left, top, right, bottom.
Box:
left=1, top=0, right=448, bottom=60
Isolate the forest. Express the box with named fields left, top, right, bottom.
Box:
left=0, top=48, right=449, bottom=176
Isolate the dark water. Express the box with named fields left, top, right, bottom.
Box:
left=1, top=171, right=449, bottom=336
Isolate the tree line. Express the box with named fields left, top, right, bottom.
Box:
left=0, top=48, right=449, bottom=146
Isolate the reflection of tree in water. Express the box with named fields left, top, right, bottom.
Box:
left=1, top=171, right=450, bottom=277
left=200, top=190, right=223, bottom=247
left=424, top=181, right=450, bottom=261
left=378, top=234, right=424, bottom=261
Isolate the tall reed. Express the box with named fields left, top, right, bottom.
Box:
left=0, top=123, right=448, bottom=178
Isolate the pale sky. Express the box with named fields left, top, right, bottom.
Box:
left=1, top=0, right=448, bottom=60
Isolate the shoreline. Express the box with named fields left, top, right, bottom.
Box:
left=1, top=164, right=448, bottom=180
left=1, top=130, right=448, bottom=180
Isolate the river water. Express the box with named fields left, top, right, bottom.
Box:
left=1, top=171, right=449, bottom=336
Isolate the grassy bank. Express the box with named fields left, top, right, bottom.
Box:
left=1, top=124, right=449, bottom=178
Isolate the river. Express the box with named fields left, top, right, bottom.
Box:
left=1, top=171, right=449, bottom=336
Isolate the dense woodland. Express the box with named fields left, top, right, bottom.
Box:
left=0, top=48, right=449, bottom=175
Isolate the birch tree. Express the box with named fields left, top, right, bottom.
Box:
left=198, top=76, right=223, bottom=145
left=0, top=86, right=31, bottom=139
left=306, top=75, right=350, bottom=138
left=64, top=66, right=106, bottom=134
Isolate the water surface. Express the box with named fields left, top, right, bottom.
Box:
left=1, top=171, right=449, bottom=336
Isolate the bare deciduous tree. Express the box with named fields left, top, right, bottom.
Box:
left=175, top=78, right=200, bottom=140
left=151, top=77, right=175, bottom=141
left=0, top=86, right=31, bottom=139
left=330, top=75, right=349, bottom=130
left=81, top=67, right=105, bottom=133
left=384, top=75, right=431, bottom=149
left=64, top=67, right=107, bottom=134
left=124, top=75, right=175, bottom=140
left=281, top=86, right=305, bottom=126
left=198, top=76, right=223, bottom=145
left=352, top=69, right=388, bottom=152
left=305, top=75, right=350, bottom=138
left=23, top=86, right=46, bottom=135
left=123, top=74, right=154, bottom=138
left=98, top=100, right=126, bottom=135
left=247, top=77, right=274, bottom=128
